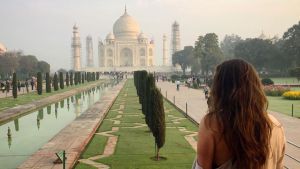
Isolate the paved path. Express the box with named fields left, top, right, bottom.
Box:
left=18, top=80, right=125, bottom=169
left=157, top=81, right=300, bottom=169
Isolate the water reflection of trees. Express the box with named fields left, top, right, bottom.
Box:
left=47, top=106, right=51, bottom=115
left=14, top=119, right=19, bottom=131
left=55, top=103, right=58, bottom=119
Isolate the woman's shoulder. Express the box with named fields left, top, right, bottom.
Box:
left=267, top=114, right=283, bottom=128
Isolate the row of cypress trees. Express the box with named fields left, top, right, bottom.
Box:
left=11, top=71, right=100, bottom=99
left=134, top=70, right=165, bottom=160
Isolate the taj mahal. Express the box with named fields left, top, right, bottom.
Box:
left=72, top=7, right=177, bottom=72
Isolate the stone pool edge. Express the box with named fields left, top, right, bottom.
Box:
left=0, top=80, right=107, bottom=125
left=17, top=80, right=125, bottom=169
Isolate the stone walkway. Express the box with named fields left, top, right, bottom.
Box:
left=157, top=81, right=300, bottom=169
left=18, top=80, right=125, bottom=169
left=76, top=80, right=199, bottom=169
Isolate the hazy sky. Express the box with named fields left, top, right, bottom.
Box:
left=1, top=0, right=300, bottom=71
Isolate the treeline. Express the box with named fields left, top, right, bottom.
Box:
left=134, top=71, right=165, bottom=160
left=173, top=20, right=300, bottom=77
left=0, top=51, right=50, bottom=80
left=4, top=71, right=101, bottom=99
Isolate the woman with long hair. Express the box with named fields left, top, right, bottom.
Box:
left=195, top=59, right=285, bottom=169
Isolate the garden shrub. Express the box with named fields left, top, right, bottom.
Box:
left=264, top=85, right=290, bottom=96
left=261, top=78, right=274, bottom=85
left=283, top=91, right=300, bottom=100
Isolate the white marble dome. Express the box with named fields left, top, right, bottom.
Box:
left=0, top=43, right=7, bottom=54
left=138, top=32, right=147, bottom=39
left=113, top=10, right=140, bottom=39
left=106, top=32, right=115, bottom=40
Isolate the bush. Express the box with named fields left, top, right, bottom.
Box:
left=170, top=74, right=179, bottom=82
left=264, top=85, right=290, bottom=96
left=261, top=78, right=274, bottom=85
left=283, top=91, right=300, bottom=100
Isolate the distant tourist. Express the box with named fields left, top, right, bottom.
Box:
left=25, top=79, right=29, bottom=93
left=176, top=80, right=180, bottom=91
left=193, top=59, right=285, bottom=169
left=17, top=80, right=21, bottom=92
left=30, top=78, right=34, bottom=90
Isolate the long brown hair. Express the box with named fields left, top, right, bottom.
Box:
left=205, top=59, right=272, bottom=169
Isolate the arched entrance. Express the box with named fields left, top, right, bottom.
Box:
left=120, top=48, right=133, bottom=66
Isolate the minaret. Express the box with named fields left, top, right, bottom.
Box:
left=86, top=35, right=93, bottom=67
left=163, top=34, right=168, bottom=66
left=71, top=24, right=81, bottom=71
left=171, top=21, right=181, bottom=55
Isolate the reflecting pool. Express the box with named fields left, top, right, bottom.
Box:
left=0, top=81, right=118, bottom=169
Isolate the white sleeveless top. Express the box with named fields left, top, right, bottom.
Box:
left=192, top=114, right=286, bottom=169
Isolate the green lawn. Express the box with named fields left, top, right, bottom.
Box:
left=75, top=80, right=198, bottom=169
left=268, top=96, right=300, bottom=117
left=0, top=80, right=103, bottom=112
left=270, top=77, right=299, bottom=84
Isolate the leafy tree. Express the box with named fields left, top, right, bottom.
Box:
left=37, top=61, right=50, bottom=74
left=59, top=72, right=64, bottom=89
left=12, top=72, right=17, bottom=99
left=0, top=52, right=19, bottom=79
left=220, top=34, right=243, bottom=60
left=289, top=67, right=300, bottom=81
left=37, top=72, right=42, bottom=95
left=282, top=21, right=300, bottom=66
left=53, top=73, right=59, bottom=91
left=172, top=46, right=194, bottom=75
left=151, top=87, right=165, bottom=160
left=17, top=55, right=38, bottom=77
left=194, top=33, right=224, bottom=76
left=66, top=72, right=69, bottom=87
left=234, top=38, right=278, bottom=71
left=46, top=72, right=51, bottom=93
left=57, top=68, right=67, bottom=73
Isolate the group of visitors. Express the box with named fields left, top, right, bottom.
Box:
left=0, top=77, right=36, bottom=94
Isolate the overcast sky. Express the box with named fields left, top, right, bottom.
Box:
left=1, top=0, right=300, bottom=71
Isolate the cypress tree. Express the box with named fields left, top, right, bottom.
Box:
left=12, top=72, right=17, bottom=99
left=37, top=72, right=42, bottom=95
left=70, top=72, right=73, bottom=86
left=93, top=72, right=96, bottom=81
left=151, top=87, right=165, bottom=160
left=66, top=72, right=69, bottom=87
left=53, top=73, right=59, bottom=91
left=145, top=73, right=155, bottom=128
left=59, top=72, right=64, bottom=89
left=96, top=72, right=100, bottom=80
left=74, top=72, right=78, bottom=85
left=82, top=73, right=84, bottom=84
left=78, top=72, right=81, bottom=84
left=85, top=72, right=87, bottom=80
left=46, top=72, right=51, bottom=93
left=138, top=70, right=147, bottom=105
